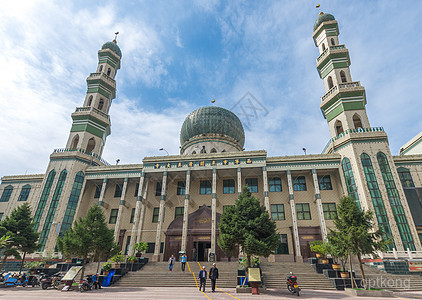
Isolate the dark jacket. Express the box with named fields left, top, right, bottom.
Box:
left=209, top=267, right=219, bottom=280
left=199, top=269, right=207, bottom=279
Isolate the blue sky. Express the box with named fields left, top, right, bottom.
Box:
left=1, top=0, right=422, bottom=177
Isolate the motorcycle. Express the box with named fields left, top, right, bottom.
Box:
left=40, top=272, right=62, bottom=290
left=79, top=275, right=95, bottom=292
left=0, top=273, right=28, bottom=288
left=286, top=272, right=300, bottom=296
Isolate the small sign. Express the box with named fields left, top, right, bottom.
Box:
left=177, top=162, right=183, bottom=168
left=222, top=160, right=229, bottom=165
left=199, top=161, right=205, bottom=167
left=234, top=159, right=240, bottom=165
left=246, top=158, right=252, bottom=164
left=188, top=161, right=194, bottom=167
left=62, top=266, right=83, bottom=281
left=211, top=160, right=217, bottom=166
left=248, top=268, right=261, bottom=282
left=166, top=163, right=171, bottom=168
left=154, top=163, right=160, bottom=169
left=409, top=260, right=422, bottom=272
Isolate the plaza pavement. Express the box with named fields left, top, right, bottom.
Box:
left=1, top=287, right=422, bottom=300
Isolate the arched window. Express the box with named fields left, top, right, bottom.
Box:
left=99, top=65, right=103, bottom=72
left=222, top=149, right=226, bottom=152
left=322, top=43, right=326, bottom=51
left=210, top=148, right=217, bottom=153
left=18, top=184, right=31, bottom=202
left=86, top=138, right=96, bottom=154
left=200, top=146, right=206, bottom=154
left=377, top=152, right=415, bottom=250
left=341, top=158, right=361, bottom=209
left=397, top=167, right=415, bottom=188
left=38, top=169, right=68, bottom=251
left=327, top=76, right=334, bottom=89
left=58, top=171, right=84, bottom=239
left=353, top=114, right=363, bottom=129
left=71, top=135, right=79, bottom=149
left=87, top=95, right=93, bottom=106
left=0, top=185, right=13, bottom=202
left=34, top=169, right=56, bottom=230
left=98, top=99, right=104, bottom=110
left=192, top=151, right=196, bottom=155
left=331, top=38, right=335, bottom=46
left=360, top=153, right=394, bottom=248
left=335, top=120, right=344, bottom=136
left=340, top=71, right=347, bottom=83
left=107, top=68, right=111, bottom=76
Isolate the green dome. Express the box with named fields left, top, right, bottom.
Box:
left=102, top=41, right=122, bottom=58
left=313, top=12, right=335, bottom=31
left=180, top=106, right=245, bottom=147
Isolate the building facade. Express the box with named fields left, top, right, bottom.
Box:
left=1, top=13, right=422, bottom=262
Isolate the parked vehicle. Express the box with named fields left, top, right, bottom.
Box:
left=40, top=272, right=62, bottom=290
left=79, top=275, right=95, bottom=292
left=0, top=273, right=28, bottom=288
left=286, top=272, right=300, bottom=296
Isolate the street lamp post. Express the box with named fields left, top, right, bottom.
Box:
left=159, top=148, right=169, bottom=156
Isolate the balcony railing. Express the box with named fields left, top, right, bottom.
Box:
left=75, top=106, right=109, bottom=120
left=317, top=44, right=346, bottom=62
left=321, top=81, right=361, bottom=102
left=322, top=127, right=385, bottom=153
left=88, top=72, right=115, bottom=85
left=53, top=148, right=110, bottom=166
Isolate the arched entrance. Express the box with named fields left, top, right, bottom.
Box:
left=164, top=205, right=225, bottom=261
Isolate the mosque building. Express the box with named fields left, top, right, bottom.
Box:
left=1, top=12, right=422, bottom=262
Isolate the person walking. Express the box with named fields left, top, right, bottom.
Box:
left=198, top=266, right=207, bottom=292
left=209, top=263, right=219, bottom=292
left=168, top=254, right=175, bottom=272
left=181, top=253, right=187, bottom=272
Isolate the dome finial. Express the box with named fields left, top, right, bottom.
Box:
left=113, top=31, right=119, bottom=44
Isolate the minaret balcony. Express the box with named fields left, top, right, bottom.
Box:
left=73, top=106, right=110, bottom=122
left=320, top=81, right=365, bottom=107
left=316, top=45, right=350, bottom=77
left=322, top=127, right=388, bottom=154
left=87, top=72, right=116, bottom=87
left=50, top=148, right=110, bottom=166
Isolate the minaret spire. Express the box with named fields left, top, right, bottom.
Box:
left=113, top=31, right=119, bottom=43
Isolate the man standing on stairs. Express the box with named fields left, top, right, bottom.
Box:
left=198, top=266, right=207, bottom=292
left=181, top=253, right=187, bottom=272
left=168, top=254, right=175, bottom=272
left=209, top=263, right=219, bottom=292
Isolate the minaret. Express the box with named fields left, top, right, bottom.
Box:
left=314, top=12, right=421, bottom=252
left=33, top=38, right=122, bottom=251
left=65, top=37, right=122, bottom=157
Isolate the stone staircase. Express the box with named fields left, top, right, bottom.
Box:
left=116, top=261, right=237, bottom=288
left=261, top=262, right=336, bottom=290
left=359, top=264, right=422, bottom=291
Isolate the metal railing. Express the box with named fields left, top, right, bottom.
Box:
left=321, top=81, right=361, bottom=102
left=322, top=127, right=385, bottom=153
left=89, top=72, right=115, bottom=85
left=53, top=148, right=110, bottom=166
left=75, top=106, right=109, bottom=120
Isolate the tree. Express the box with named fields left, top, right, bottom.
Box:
left=328, top=196, right=391, bottom=289
left=58, top=204, right=117, bottom=279
left=0, top=203, right=40, bottom=273
left=217, top=186, right=279, bottom=268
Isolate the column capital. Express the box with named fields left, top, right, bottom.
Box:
left=186, top=170, right=191, bottom=175
left=287, top=170, right=291, bottom=175
left=124, top=177, right=129, bottom=182
left=163, top=171, right=168, bottom=176
left=237, top=167, right=241, bottom=172
left=312, top=169, right=317, bottom=174
left=213, top=168, right=217, bottom=174
left=141, top=171, right=145, bottom=177
left=103, top=178, right=108, bottom=183
left=262, top=166, right=267, bottom=171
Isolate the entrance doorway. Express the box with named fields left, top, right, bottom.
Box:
left=194, top=241, right=211, bottom=261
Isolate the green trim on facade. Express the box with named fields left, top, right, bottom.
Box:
left=319, top=61, right=350, bottom=79
left=72, top=114, right=109, bottom=128
left=313, top=23, right=339, bottom=45
left=325, top=100, right=365, bottom=121
left=321, top=90, right=366, bottom=111
left=333, top=138, right=389, bottom=152
left=98, top=51, right=119, bottom=64
left=87, top=87, right=111, bottom=99
left=70, top=124, right=105, bottom=138
left=318, top=51, right=350, bottom=74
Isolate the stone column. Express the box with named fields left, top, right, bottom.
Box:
left=237, top=167, right=242, bottom=196
left=181, top=170, right=191, bottom=253
left=211, top=169, right=217, bottom=257
left=312, top=169, right=328, bottom=241
left=128, top=172, right=145, bottom=255
left=153, top=171, right=167, bottom=261
left=287, top=170, right=301, bottom=258
left=114, top=178, right=129, bottom=241
left=98, top=178, right=108, bottom=206
left=135, top=180, right=149, bottom=247
left=262, top=166, right=270, bottom=211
